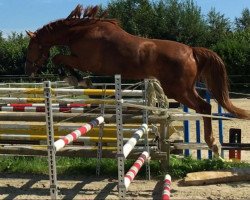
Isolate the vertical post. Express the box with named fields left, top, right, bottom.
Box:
left=229, top=128, right=241, bottom=161
left=183, top=106, right=190, bottom=156
left=44, top=81, right=58, bottom=200
left=195, top=120, right=201, bottom=159
left=96, top=84, right=106, bottom=176
left=159, top=121, right=170, bottom=170
left=115, top=75, right=126, bottom=198
left=205, top=91, right=212, bottom=159
left=218, top=105, right=224, bottom=158
left=195, top=82, right=201, bottom=159
left=143, top=79, right=150, bottom=180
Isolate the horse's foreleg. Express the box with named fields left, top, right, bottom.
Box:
left=52, top=54, right=82, bottom=79
left=52, top=54, right=79, bottom=67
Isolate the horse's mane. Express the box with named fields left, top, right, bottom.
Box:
left=35, top=5, right=120, bottom=35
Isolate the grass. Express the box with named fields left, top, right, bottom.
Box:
left=0, top=155, right=250, bottom=179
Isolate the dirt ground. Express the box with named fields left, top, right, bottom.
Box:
left=0, top=99, right=249, bottom=199
left=0, top=173, right=250, bottom=200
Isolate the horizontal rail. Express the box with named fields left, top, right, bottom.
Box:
left=173, top=142, right=250, bottom=150
left=0, top=134, right=154, bottom=144
left=5, top=103, right=91, bottom=107
left=0, top=98, right=117, bottom=104
left=0, top=106, right=87, bottom=113
left=0, top=121, right=182, bottom=138
left=0, top=88, right=143, bottom=96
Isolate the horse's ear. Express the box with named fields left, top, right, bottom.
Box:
left=26, top=30, right=36, bottom=38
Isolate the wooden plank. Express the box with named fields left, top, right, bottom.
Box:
left=183, top=168, right=250, bottom=186
left=173, top=142, right=209, bottom=150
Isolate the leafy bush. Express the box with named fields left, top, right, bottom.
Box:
left=213, top=30, right=250, bottom=77
left=0, top=32, right=29, bottom=75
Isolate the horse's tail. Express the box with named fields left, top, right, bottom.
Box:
left=192, top=47, right=250, bottom=119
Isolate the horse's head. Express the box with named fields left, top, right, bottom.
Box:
left=25, top=31, right=49, bottom=77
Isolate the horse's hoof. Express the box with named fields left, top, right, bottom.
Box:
left=210, top=144, right=225, bottom=161
left=213, top=154, right=225, bottom=162
left=63, top=76, right=78, bottom=87
left=211, top=144, right=219, bottom=154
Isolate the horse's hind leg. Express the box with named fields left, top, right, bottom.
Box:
left=177, top=89, right=220, bottom=157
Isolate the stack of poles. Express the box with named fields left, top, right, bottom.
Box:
left=0, top=88, right=144, bottom=113
left=183, top=82, right=224, bottom=159
left=0, top=85, right=148, bottom=147
left=0, top=84, right=157, bottom=149
left=0, top=121, right=154, bottom=145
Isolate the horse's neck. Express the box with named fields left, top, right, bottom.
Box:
left=39, top=21, right=135, bottom=48
left=38, top=27, right=69, bottom=46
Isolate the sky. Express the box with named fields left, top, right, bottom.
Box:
left=0, top=0, right=249, bottom=38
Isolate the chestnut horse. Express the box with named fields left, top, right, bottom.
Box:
left=25, top=5, right=250, bottom=157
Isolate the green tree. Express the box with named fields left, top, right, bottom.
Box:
left=205, top=8, right=231, bottom=47
left=176, top=0, right=207, bottom=46
left=0, top=32, right=4, bottom=43
left=235, top=8, right=250, bottom=31
left=108, top=0, right=207, bottom=46
left=152, top=0, right=181, bottom=40
left=213, top=29, right=250, bottom=77
left=108, top=0, right=155, bottom=37
left=0, top=32, right=29, bottom=75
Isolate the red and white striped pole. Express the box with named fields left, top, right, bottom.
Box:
left=162, top=174, right=171, bottom=200
left=6, top=103, right=91, bottom=107
left=0, top=106, right=87, bottom=113
left=124, top=151, right=149, bottom=190
left=123, top=124, right=148, bottom=158
left=54, top=116, right=104, bottom=151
